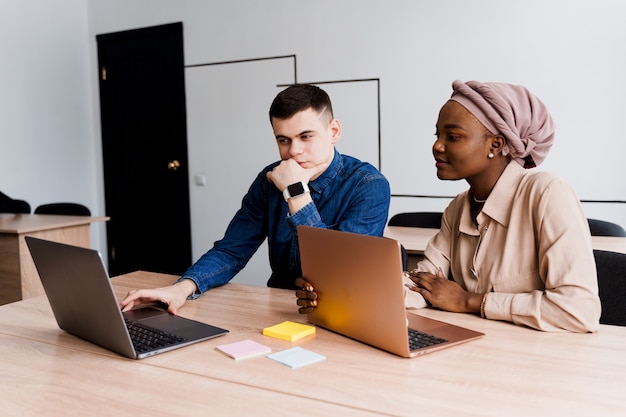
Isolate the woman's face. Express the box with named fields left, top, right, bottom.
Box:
left=432, top=100, right=495, bottom=183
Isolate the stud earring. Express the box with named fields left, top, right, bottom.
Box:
left=488, top=152, right=494, bottom=159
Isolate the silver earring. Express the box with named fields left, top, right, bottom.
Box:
left=488, top=152, right=494, bottom=159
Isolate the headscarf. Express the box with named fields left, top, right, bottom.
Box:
left=449, top=80, right=555, bottom=168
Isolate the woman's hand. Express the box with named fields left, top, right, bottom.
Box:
left=294, top=277, right=318, bottom=314
left=407, top=269, right=481, bottom=314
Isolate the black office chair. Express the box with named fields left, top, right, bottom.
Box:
left=34, top=202, right=91, bottom=216
left=0, top=191, right=31, bottom=214
left=388, top=212, right=443, bottom=229
left=587, top=219, right=626, bottom=237
left=593, top=250, right=626, bottom=326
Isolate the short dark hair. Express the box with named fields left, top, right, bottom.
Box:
left=269, top=84, right=334, bottom=122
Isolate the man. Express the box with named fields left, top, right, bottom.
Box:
left=121, top=84, right=390, bottom=314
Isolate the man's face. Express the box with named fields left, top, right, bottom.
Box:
left=271, top=107, right=341, bottom=173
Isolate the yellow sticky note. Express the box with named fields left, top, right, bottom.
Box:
left=262, top=321, right=316, bottom=342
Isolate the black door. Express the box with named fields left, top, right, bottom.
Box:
left=97, top=22, right=191, bottom=276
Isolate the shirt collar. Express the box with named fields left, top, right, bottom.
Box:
left=458, top=161, right=525, bottom=233
left=482, top=162, right=525, bottom=227
left=308, top=149, right=342, bottom=193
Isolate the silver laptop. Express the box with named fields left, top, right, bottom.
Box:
left=26, top=236, right=228, bottom=359
left=298, top=226, right=484, bottom=358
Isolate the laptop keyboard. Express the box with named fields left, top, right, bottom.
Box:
left=125, top=319, right=188, bottom=354
left=408, top=329, right=448, bottom=350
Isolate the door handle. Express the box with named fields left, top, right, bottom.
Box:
left=167, top=160, right=180, bottom=170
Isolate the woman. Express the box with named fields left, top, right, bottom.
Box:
left=297, top=80, right=601, bottom=332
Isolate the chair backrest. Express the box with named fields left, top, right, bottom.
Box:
left=0, top=191, right=31, bottom=214
left=587, top=218, right=626, bottom=237
left=388, top=212, right=443, bottom=229
left=34, top=202, right=91, bottom=216
left=593, top=250, right=626, bottom=326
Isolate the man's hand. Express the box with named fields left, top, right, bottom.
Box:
left=295, top=277, right=318, bottom=314
left=265, top=158, right=327, bottom=192
left=119, top=280, right=196, bottom=315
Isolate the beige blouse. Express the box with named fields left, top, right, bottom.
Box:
left=407, top=162, right=601, bottom=332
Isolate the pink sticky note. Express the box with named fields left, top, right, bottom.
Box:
left=215, top=339, right=272, bottom=360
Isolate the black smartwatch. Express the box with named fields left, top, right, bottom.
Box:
left=283, top=181, right=310, bottom=201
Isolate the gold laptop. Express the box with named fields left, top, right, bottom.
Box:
left=298, top=226, right=484, bottom=358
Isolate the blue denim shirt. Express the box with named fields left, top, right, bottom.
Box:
left=178, top=150, right=390, bottom=293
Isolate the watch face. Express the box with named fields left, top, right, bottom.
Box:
left=287, top=182, right=305, bottom=196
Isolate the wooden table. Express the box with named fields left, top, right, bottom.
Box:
left=591, top=235, right=626, bottom=254
left=0, top=213, right=109, bottom=304
left=1, top=271, right=624, bottom=416
left=384, top=225, right=626, bottom=255
left=384, top=226, right=438, bottom=255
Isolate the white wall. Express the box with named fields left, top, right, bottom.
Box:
left=1, top=0, right=106, bottom=251
left=3, top=1, right=625, bottom=285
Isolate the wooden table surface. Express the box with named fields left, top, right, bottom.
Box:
left=384, top=225, right=626, bottom=254
left=0, top=213, right=109, bottom=233
left=1, top=271, right=624, bottom=416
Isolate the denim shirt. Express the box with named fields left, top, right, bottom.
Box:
left=179, top=149, right=390, bottom=293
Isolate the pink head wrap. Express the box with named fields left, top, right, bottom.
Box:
left=449, top=80, right=555, bottom=168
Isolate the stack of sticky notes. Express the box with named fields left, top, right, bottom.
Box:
left=215, top=339, right=272, bottom=360
left=262, top=321, right=315, bottom=342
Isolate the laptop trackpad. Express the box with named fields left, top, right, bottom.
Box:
left=123, top=306, right=169, bottom=322
left=124, top=307, right=227, bottom=339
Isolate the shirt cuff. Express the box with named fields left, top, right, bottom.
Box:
left=286, top=201, right=322, bottom=233
left=403, top=275, right=428, bottom=309
left=176, top=276, right=202, bottom=300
